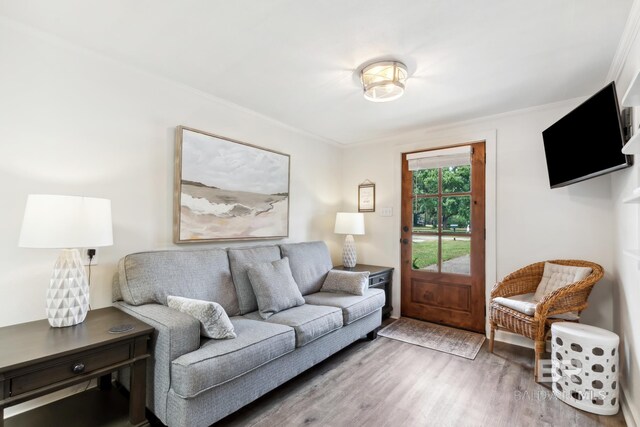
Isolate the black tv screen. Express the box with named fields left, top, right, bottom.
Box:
left=542, top=82, right=632, bottom=188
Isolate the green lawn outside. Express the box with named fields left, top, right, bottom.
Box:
left=412, top=239, right=470, bottom=269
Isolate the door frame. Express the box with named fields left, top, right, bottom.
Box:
left=400, top=141, right=486, bottom=333
left=391, top=130, right=497, bottom=336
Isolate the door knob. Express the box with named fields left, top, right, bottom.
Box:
left=402, top=238, right=409, bottom=245
left=403, top=226, right=409, bottom=232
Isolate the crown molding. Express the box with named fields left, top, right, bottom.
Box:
left=0, top=16, right=343, bottom=149
left=606, top=0, right=640, bottom=83
left=345, top=96, right=586, bottom=149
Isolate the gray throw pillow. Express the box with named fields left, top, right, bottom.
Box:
left=247, top=257, right=305, bottom=319
left=321, top=270, right=370, bottom=296
left=167, top=295, right=236, bottom=339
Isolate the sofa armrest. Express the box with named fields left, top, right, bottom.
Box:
left=114, top=301, right=200, bottom=423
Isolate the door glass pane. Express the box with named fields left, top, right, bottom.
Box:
left=442, top=165, right=471, bottom=193
left=442, top=196, right=471, bottom=233
left=413, top=197, right=439, bottom=232
left=412, top=235, right=439, bottom=271
left=441, top=236, right=471, bottom=275
left=412, top=168, right=439, bottom=195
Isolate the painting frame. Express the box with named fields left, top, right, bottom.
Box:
left=173, top=126, right=291, bottom=244
left=358, top=182, right=375, bottom=212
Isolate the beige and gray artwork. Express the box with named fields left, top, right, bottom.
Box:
left=179, top=129, right=289, bottom=240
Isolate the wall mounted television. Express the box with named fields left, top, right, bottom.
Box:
left=542, top=82, right=632, bottom=189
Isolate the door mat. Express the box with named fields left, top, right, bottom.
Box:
left=378, top=317, right=485, bottom=360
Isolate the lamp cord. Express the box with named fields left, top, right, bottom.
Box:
left=84, top=253, right=95, bottom=392
left=87, top=256, right=92, bottom=311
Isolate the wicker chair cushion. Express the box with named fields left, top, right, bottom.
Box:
left=493, top=293, right=579, bottom=320
left=533, top=262, right=592, bottom=302
left=494, top=293, right=536, bottom=315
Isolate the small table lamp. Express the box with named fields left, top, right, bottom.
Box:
left=334, top=212, right=365, bottom=268
left=19, top=195, right=113, bottom=327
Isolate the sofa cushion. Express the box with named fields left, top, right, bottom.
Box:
left=304, top=288, right=385, bottom=324
left=118, top=249, right=240, bottom=316
left=244, top=304, right=343, bottom=347
left=321, top=270, right=370, bottom=296
left=228, top=245, right=282, bottom=315
left=279, top=241, right=333, bottom=295
left=247, top=257, right=305, bottom=319
left=170, top=318, right=295, bottom=398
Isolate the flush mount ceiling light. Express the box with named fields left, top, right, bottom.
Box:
left=360, top=61, right=408, bottom=102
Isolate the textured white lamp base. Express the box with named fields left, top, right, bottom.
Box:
left=551, top=322, right=619, bottom=415
left=46, top=248, right=90, bottom=327
left=342, top=234, right=357, bottom=268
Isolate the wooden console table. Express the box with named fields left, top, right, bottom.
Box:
left=0, top=307, right=153, bottom=427
left=333, top=264, right=394, bottom=318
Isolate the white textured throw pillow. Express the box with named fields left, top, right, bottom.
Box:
left=167, top=295, right=236, bottom=339
left=533, top=262, right=592, bottom=302
left=321, top=270, right=370, bottom=296
left=247, top=257, right=305, bottom=319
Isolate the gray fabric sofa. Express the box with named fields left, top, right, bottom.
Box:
left=112, top=241, right=384, bottom=427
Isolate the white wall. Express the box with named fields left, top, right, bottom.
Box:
left=341, top=99, right=616, bottom=344
left=611, top=19, right=640, bottom=426
left=1, top=10, right=636, bottom=426
left=0, top=19, right=343, bottom=330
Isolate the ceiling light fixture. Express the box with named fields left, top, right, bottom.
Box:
left=361, top=61, right=408, bottom=102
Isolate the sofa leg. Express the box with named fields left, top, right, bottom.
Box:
left=367, top=329, right=378, bottom=340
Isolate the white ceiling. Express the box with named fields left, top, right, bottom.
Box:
left=0, top=0, right=633, bottom=145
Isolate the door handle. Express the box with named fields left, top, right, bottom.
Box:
left=403, top=226, right=409, bottom=232
left=401, top=238, right=409, bottom=245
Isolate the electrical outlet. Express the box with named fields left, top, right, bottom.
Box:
left=82, top=248, right=99, bottom=266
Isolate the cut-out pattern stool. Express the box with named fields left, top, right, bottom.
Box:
left=551, top=322, right=619, bottom=415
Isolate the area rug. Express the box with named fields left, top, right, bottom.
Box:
left=377, top=317, right=485, bottom=360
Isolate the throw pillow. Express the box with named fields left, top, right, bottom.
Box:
left=167, top=295, right=236, bottom=339
left=321, top=270, right=370, bottom=296
left=247, top=257, right=305, bottom=319
left=533, top=262, right=592, bottom=302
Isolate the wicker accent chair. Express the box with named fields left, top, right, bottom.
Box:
left=488, top=260, right=604, bottom=381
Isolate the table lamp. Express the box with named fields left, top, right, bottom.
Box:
left=19, top=195, right=113, bottom=327
left=334, top=212, right=365, bottom=268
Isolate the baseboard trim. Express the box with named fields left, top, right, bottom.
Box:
left=622, top=387, right=639, bottom=427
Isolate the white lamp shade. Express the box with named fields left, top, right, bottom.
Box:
left=19, top=194, right=113, bottom=248
left=334, top=212, right=365, bottom=235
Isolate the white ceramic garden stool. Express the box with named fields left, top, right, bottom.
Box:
left=551, top=322, right=619, bottom=415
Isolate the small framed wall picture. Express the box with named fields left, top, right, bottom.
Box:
left=358, top=181, right=375, bottom=212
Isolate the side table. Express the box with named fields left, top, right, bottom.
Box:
left=333, top=264, right=394, bottom=318
left=551, top=322, right=619, bottom=415
left=0, top=307, right=154, bottom=427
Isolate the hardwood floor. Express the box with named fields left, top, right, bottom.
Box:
left=217, top=323, right=625, bottom=427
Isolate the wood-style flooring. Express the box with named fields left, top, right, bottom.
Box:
left=6, top=320, right=625, bottom=427
left=217, top=322, right=625, bottom=427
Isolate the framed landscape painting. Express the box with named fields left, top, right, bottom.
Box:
left=174, top=126, right=290, bottom=243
